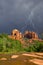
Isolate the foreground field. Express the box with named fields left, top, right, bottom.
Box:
left=0, top=34, right=43, bottom=65
left=0, top=53, right=43, bottom=65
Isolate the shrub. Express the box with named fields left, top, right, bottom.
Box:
left=0, top=33, right=43, bottom=53
left=0, top=34, right=23, bottom=53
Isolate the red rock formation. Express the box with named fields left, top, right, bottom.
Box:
left=24, top=31, right=32, bottom=39
left=24, top=31, right=38, bottom=40
left=8, top=29, right=23, bottom=40
left=8, top=29, right=39, bottom=43
left=31, top=32, right=38, bottom=40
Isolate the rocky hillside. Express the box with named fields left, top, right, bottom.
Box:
left=0, top=33, right=43, bottom=53
left=8, top=29, right=43, bottom=44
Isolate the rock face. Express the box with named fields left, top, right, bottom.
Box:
left=24, top=31, right=38, bottom=40
left=8, top=29, right=23, bottom=40
left=8, top=29, right=39, bottom=43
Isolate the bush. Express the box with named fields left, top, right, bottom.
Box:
left=0, top=33, right=43, bottom=53
left=24, top=40, right=43, bottom=52
left=0, top=34, right=23, bottom=53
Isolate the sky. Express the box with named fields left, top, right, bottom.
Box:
left=0, top=0, right=43, bottom=34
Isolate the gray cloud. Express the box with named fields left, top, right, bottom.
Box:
left=0, top=0, right=43, bottom=34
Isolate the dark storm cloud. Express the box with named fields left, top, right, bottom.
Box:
left=0, top=0, right=43, bottom=33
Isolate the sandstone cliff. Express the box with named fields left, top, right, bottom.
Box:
left=24, top=31, right=38, bottom=40
left=8, top=29, right=39, bottom=43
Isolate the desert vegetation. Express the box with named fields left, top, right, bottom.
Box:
left=0, top=33, right=23, bottom=53
left=24, top=40, right=43, bottom=52
left=0, top=33, right=43, bottom=53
